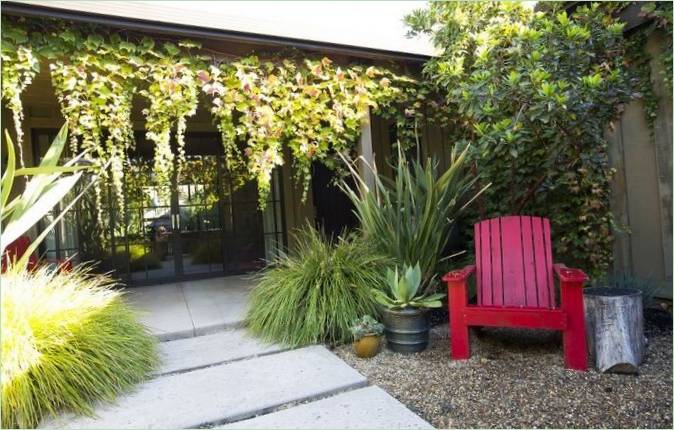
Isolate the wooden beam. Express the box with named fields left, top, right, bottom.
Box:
left=357, top=111, right=375, bottom=190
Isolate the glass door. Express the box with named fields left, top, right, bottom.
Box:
left=32, top=130, right=285, bottom=284
left=173, top=155, right=226, bottom=277
left=124, top=158, right=179, bottom=283
left=220, top=167, right=266, bottom=272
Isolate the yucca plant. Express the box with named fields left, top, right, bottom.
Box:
left=1, top=124, right=93, bottom=269
left=372, top=263, right=445, bottom=310
left=1, top=265, right=158, bottom=428
left=339, top=144, right=488, bottom=295
left=246, top=225, right=388, bottom=347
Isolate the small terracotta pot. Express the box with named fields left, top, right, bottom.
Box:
left=353, top=334, right=381, bottom=358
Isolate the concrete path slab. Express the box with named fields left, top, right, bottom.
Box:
left=41, top=346, right=367, bottom=429
left=221, top=386, right=434, bottom=429
left=182, top=276, right=252, bottom=336
left=124, top=276, right=252, bottom=341
left=124, top=283, right=194, bottom=340
left=157, top=329, right=286, bottom=376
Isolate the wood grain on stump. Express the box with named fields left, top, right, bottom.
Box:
left=584, top=287, right=645, bottom=373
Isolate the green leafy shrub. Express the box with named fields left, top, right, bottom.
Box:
left=120, top=244, right=162, bottom=271
left=339, top=145, right=485, bottom=293
left=245, top=226, right=388, bottom=347
left=1, top=266, right=158, bottom=428
left=405, top=2, right=633, bottom=276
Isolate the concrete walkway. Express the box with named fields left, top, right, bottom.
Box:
left=42, top=276, right=433, bottom=429
left=124, top=276, right=252, bottom=341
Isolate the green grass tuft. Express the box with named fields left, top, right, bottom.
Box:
left=245, top=226, right=388, bottom=347
left=1, top=265, right=158, bottom=428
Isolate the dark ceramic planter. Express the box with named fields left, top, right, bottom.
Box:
left=381, top=307, right=430, bottom=353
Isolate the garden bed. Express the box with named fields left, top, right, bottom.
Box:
left=333, top=317, right=672, bottom=429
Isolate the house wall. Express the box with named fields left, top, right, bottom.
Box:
left=607, top=28, right=672, bottom=298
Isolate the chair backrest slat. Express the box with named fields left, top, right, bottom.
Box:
left=476, top=220, right=492, bottom=305
left=489, top=218, right=504, bottom=306
left=474, top=215, right=556, bottom=309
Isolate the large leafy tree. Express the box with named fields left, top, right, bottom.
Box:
left=406, top=2, right=634, bottom=275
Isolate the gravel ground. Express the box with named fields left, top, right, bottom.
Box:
left=333, top=316, right=672, bottom=429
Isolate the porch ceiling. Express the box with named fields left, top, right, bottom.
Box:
left=5, top=1, right=437, bottom=61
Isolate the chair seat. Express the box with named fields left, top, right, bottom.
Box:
left=462, top=305, right=567, bottom=330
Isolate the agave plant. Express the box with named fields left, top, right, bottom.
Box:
left=1, top=124, right=94, bottom=270
left=372, top=263, right=445, bottom=310
left=339, top=143, right=489, bottom=295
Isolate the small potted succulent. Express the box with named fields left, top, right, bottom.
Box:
left=372, top=263, right=444, bottom=353
left=349, top=315, right=384, bottom=358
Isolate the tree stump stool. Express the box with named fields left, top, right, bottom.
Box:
left=584, top=287, right=645, bottom=373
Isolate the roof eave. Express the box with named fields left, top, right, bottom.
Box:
left=1, top=1, right=432, bottom=63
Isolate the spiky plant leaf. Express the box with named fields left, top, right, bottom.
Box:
left=339, top=143, right=488, bottom=295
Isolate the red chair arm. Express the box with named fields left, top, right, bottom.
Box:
left=442, top=265, right=475, bottom=284
left=553, top=263, right=588, bottom=284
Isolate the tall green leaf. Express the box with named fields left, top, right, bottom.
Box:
left=1, top=130, right=16, bottom=210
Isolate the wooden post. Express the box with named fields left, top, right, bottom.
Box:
left=584, top=287, right=645, bottom=373
left=357, top=110, right=375, bottom=190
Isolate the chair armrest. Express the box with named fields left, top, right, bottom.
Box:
left=442, top=265, right=475, bottom=284
left=553, top=263, right=588, bottom=284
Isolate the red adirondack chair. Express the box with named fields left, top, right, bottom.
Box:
left=1, top=235, right=39, bottom=272
left=442, top=215, right=588, bottom=371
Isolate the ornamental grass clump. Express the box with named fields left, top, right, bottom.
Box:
left=246, top=226, right=388, bottom=347
left=1, top=265, right=158, bottom=429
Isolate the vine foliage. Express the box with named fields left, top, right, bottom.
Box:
left=1, top=22, right=39, bottom=167
left=1, top=17, right=418, bottom=207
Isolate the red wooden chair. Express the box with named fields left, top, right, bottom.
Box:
left=442, top=215, right=588, bottom=371
left=1, top=235, right=39, bottom=272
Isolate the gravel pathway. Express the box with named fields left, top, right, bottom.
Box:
left=334, top=320, right=672, bottom=429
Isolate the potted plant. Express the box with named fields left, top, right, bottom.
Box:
left=349, top=315, right=384, bottom=358
left=372, top=263, right=444, bottom=353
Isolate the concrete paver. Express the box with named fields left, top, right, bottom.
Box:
left=157, top=329, right=285, bottom=375
left=221, top=386, right=434, bottom=429
left=41, top=346, right=367, bottom=429
left=124, top=276, right=251, bottom=341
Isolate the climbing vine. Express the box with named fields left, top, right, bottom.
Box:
left=1, top=20, right=39, bottom=167
left=641, top=2, right=673, bottom=92
left=601, top=2, right=673, bottom=138
left=139, top=39, right=202, bottom=187
left=1, top=16, right=421, bottom=207
left=46, top=29, right=140, bottom=213
left=201, top=56, right=413, bottom=203
left=626, top=2, right=672, bottom=136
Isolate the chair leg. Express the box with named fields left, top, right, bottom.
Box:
left=560, top=279, right=588, bottom=371
left=563, top=317, right=588, bottom=371
left=450, top=317, right=470, bottom=359
left=446, top=276, right=471, bottom=360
